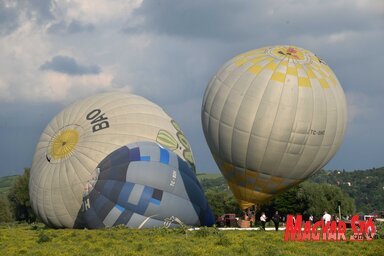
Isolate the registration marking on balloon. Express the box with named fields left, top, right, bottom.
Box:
left=86, top=109, right=110, bottom=133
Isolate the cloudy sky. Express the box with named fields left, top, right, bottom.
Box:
left=0, top=0, right=383, bottom=176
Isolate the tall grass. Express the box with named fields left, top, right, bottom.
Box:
left=0, top=223, right=382, bottom=256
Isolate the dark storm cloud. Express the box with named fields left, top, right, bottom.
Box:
left=40, top=55, right=101, bottom=75
left=124, top=0, right=248, bottom=39
left=47, top=20, right=95, bottom=34
left=0, top=101, right=63, bottom=175
left=125, top=0, right=379, bottom=41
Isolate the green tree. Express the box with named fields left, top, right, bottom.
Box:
left=205, top=188, right=241, bottom=216
left=259, top=181, right=356, bottom=221
left=0, top=195, right=12, bottom=222
left=273, top=185, right=306, bottom=216
left=7, top=168, right=36, bottom=223
left=309, top=167, right=384, bottom=214
left=297, top=182, right=355, bottom=220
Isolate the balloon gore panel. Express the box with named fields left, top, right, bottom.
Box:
left=75, top=141, right=214, bottom=228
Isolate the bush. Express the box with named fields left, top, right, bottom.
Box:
left=0, top=195, right=12, bottom=223
left=37, top=232, right=51, bottom=243
left=374, top=221, right=384, bottom=239
left=7, top=168, right=36, bottom=223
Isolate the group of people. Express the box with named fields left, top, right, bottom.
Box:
left=242, top=210, right=340, bottom=230
left=322, top=211, right=343, bottom=224
left=242, top=209, right=281, bottom=230
left=259, top=211, right=281, bottom=231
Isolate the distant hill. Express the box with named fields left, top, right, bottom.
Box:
left=308, top=167, right=384, bottom=214
left=0, top=175, right=19, bottom=194
left=197, top=167, right=384, bottom=214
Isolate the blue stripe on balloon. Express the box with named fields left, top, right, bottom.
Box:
left=134, top=186, right=153, bottom=215
left=115, top=204, right=125, bottom=213
left=140, top=156, right=150, bottom=161
left=149, top=198, right=161, bottom=205
left=160, top=148, right=169, bottom=164
left=117, top=182, right=134, bottom=208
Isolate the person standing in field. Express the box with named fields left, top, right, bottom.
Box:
left=272, top=211, right=281, bottom=231
left=260, top=212, right=267, bottom=230
left=322, top=211, right=331, bottom=225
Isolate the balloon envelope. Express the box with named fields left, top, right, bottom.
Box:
left=30, top=92, right=196, bottom=228
left=76, top=141, right=214, bottom=228
left=202, top=45, right=347, bottom=208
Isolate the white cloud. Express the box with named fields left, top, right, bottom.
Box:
left=52, top=0, right=142, bottom=24
left=0, top=20, right=51, bottom=102
left=355, top=0, right=384, bottom=15
left=0, top=78, right=12, bottom=101
left=0, top=0, right=145, bottom=103
left=36, top=71, right=115, bottom=102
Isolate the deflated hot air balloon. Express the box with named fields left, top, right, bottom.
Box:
left=202, top=45, right=347, bottom=209
left=76, top=141, right=214, bottom=228
left=30, top=92, right=203, bottom=228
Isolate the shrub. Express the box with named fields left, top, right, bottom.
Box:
left=37, top=232, right=51, bottom=243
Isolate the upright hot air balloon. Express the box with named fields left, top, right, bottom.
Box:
left=202, top=45, right=347, bottom=209
left=29, top=92, right=209, bottom=228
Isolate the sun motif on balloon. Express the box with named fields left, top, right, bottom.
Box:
left=46, top=125, right=82, bottom=162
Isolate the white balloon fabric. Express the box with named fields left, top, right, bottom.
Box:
left=202, top=45, right=347, bottom=209
left=30, top=92, right=196, bottom=228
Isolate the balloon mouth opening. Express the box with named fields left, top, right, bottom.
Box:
left=46, top=124, right=82, bottom=162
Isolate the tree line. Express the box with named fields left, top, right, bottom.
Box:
left=199, top=175, right=356, bottom=222
left=2, top=167, right=382, bottom=223
left=308, top=168, right=384, bottom=214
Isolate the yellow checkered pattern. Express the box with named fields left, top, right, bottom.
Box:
left=233, top=46, right=339, bottom=90
left=218, top=160, right=302, bottom=209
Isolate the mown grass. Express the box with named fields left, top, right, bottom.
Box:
left=0, top=223, right=383, bottom=256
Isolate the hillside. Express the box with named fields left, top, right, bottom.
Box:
left=197, top=167, right=384, bottom=214
left=308, top=167, right=384, bottom=214
left=0, top=175, right=19, bottom=194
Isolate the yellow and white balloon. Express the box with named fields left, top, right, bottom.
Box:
left=202, top=45, right=347, bottom=209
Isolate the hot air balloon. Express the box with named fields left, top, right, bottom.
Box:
left=30, top=92, right=199, bottom=228
left=201, top=45, right=347, bottom=209
left=76, top=141, right=214, bottom=228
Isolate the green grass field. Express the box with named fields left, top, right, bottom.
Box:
left=0, top=224, right=382, bottom=256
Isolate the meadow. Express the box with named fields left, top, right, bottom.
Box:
left=0, top=223, right=382, bottom=256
